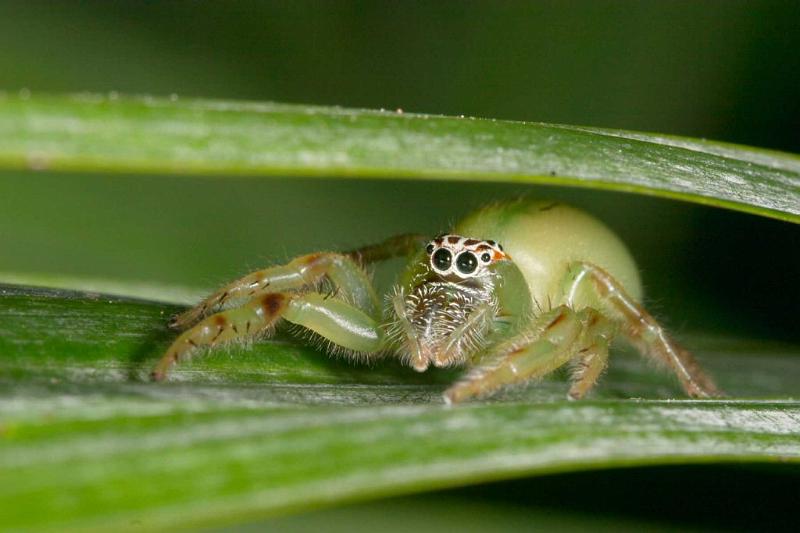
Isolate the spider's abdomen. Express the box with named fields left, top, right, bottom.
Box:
left=454, top=199, right=642, bottom=310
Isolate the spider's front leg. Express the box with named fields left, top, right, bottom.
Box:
left=443, top=306, right=614, bottom=404
left=153, top=291, right=384, bottom=381
left=154, top=253, right=384, bottom=380
left=345, top=233, right=427, bottom=265
left=170, top=252, right=380, bottom=330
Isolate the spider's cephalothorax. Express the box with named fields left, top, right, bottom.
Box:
left=386, top=235, right=510, bottom=371
left=155, top=199, right=721, bottom=403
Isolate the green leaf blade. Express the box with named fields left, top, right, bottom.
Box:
left=1, top=94, right=798, bottom=222
left=1, top=287, right=799, bottom=531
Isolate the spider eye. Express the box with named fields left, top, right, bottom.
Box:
left=426, top=243, right=435, bottom=254
left=481, top=252, right=491, bottom=263
left=432, top=248, right=452, bottom=271
left=456, top=252, right=478, bottom=275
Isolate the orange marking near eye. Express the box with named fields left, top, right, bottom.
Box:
left=493, top=250, right=510, bottom=261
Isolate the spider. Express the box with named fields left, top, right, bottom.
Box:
left=152, top=199, right=720, bottom=403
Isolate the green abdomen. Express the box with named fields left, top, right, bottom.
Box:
left=454, top=199, right=643, bottom=307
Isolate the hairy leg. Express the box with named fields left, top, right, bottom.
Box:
left=154, top=292, right=291, bottom=380
left=444, top=306, right=587, bottom=404
left=562, top=261, right=720, bottom=398
left=568, top=309, right=614, bottom=400
left=153, top=292, right=383, bottom=381
left=170, top=253, right=379, bottom=330
left=282, top=292, right=383, bottom=354
left=345, top=233, right=427, bottom=265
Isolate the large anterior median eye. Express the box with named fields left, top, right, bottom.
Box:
left=432, top=248, right=452, bottom=271
left=456, top=252, right=478, bottom=275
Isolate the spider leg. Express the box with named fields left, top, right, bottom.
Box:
left=154, top=292, right=292, bottom=380
left=345, top=233, right=427, bottom=265
left=567, top=309, right=615, bottom=400
left=562, top=261, right=720, bottom=398
left=282, top=292, right=383, bottom=354
left=444, top=306, right=589, bottom=404
left=153, top=291, right=383, bottom=381
left=170, top=253, right=378, bottom=330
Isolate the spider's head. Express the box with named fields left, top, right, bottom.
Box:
left=424, top=234, right=509, bottom=281
left=388, top=234, right=511, bottom=372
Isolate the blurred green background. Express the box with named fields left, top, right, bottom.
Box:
left=2, top=1, right=799, bottom=151
left=1, top=2, right=799, bottom=530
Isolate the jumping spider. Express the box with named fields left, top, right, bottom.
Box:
left=153, top=199, right=719, bottom=402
